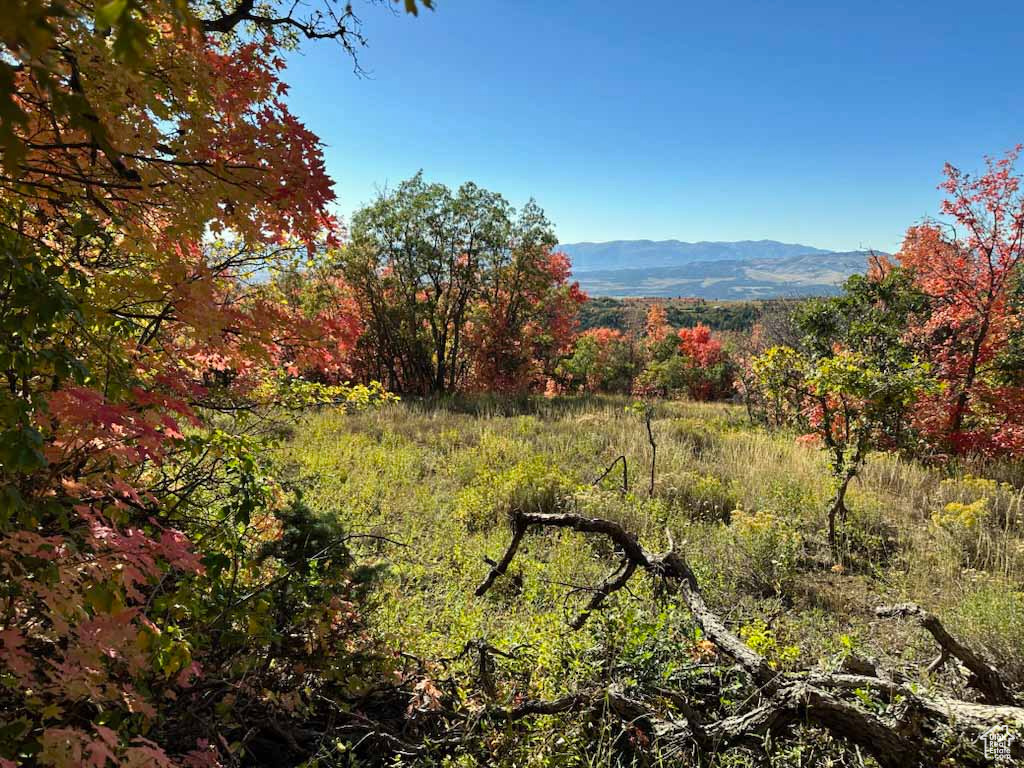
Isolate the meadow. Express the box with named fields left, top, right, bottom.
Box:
left=9, top=3, right=1024, bottom=765
left=274, top=396, right=1024, bottom=765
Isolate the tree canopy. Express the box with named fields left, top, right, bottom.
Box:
left=342, top=173, right=584, bottom=394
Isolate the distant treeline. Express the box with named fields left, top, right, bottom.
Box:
left=578, top=296, right=764, bottom=333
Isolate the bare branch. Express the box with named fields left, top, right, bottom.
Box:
left=569, top=558, right=636, bottom=630
left=592, top=454, right=627, bottom=493
left=876, top=603, right=1015, bottom=705
left=475, top=517, right=526, bottom=596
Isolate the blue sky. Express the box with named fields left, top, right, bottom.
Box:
left=283, top=0, right=1024, bottom=252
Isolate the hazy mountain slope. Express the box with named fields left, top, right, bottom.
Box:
left=567, top=250, right=876, bottom=299
left=559, top=239, right=833, bottom=271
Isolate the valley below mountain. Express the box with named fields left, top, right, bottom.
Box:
left=559, top=239, right=881, bottom=298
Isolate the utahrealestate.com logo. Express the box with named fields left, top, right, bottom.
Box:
left=981, top=725, right=1017, bottom=763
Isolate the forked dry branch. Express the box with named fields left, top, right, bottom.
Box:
left=875, top=602, right=1014, bottom=705
left=475, top=509, right=1024, bottom=767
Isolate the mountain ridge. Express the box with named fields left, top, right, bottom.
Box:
left=558, top=239, right=834, bottom=272
left=557, top=239, right=884, bottom=299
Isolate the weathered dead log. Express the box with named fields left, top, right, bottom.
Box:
left=876, top=602, right=1015, bottom=705
left=704, top=683, right=922, bottom=768
left=478, top=511, right=774, bottom=683
left=486, top=681, right=920, bottom=768
left=474, top=508, right=1024, bottom=767
left=773, top=670, right=1024, bottom=742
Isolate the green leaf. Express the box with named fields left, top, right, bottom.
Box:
left=95, top=0, right=128, bottom=30
left=0, top=717, right=32, bottom=747
left=85, top=582, right=120, bottom=614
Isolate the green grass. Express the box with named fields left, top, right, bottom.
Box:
left=274, top=396, right=1024, bottom=765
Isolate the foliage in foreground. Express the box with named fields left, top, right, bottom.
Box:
left=0, top=1, right=409, bottom=764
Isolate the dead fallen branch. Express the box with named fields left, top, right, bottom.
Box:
left=876, top=602, right=1015, bottom=706
left=569, top=557, right=637, bottom=629
left=477, top=511, right=773, bottom=683
left=473, top=509, right=1024, bottom=767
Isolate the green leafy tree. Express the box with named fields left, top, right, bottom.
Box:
left=752, top=268, right=934, bottom=558
left=343, top=173, right=580, bottom=394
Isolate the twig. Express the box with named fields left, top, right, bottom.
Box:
left=644, top=407, right=656, bottom=496
left=593, top=454, right=628, bottom=494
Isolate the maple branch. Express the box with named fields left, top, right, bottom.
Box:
left=202, top=0, right=371, bottom=65
left=202, top=0, right=258, bottom=33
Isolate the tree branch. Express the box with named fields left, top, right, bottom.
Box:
left=472, top=509, right=1024, bottom=766
left=876, top=602, right=1015, bottom=705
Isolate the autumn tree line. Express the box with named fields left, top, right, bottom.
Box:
left=1, top=0, right=1023, bottom=764
left=284, top=172, right=736, bottom=401
left=286, top=147, right=1024, bottom=562
left=316, top=149, right=1024, bottom=473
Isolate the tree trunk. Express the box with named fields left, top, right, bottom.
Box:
left=827, top=473, right=853, bottom=562
left=950, top=316, right=990, bottom=436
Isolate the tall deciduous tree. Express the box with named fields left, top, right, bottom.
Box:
left=465, top=248, right=585, bottom=392
left=898, top=147, right=1024, bottom=456
left=342, top=173, right=583, bottom=394
left=644, top=303, right=671, bottom=348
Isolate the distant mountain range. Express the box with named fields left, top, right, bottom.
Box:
left=558, top=239, right=882, bottom=299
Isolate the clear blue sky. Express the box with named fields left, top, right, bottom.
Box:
left=282, top=0, right=1024, bottom=252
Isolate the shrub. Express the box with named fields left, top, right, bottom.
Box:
left=454, top=455, right=576, bottom=531
left=930, top=475, right=1023, bottom=571
left=669, top=417, right=721, bottom=457
left=739, top=619, right=801, bottom=670
left=661, top=471, right=739, bottom=522
left=934, top=474, right=1021, bottom=529
left=727, top=507, right=805, bottom=599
